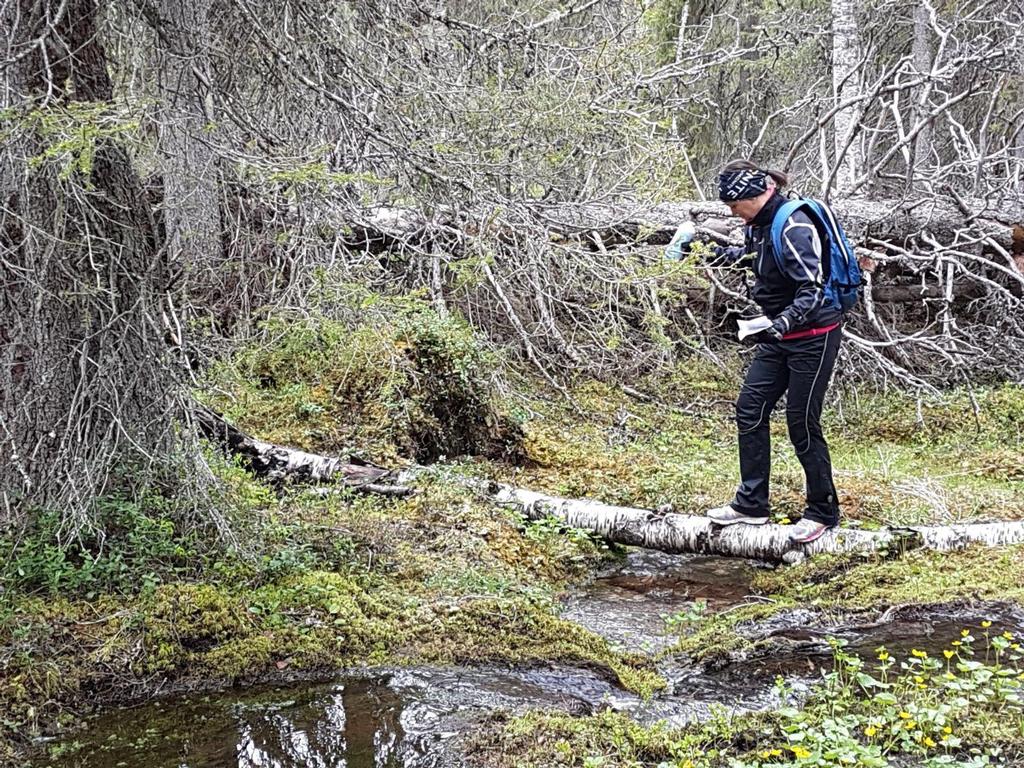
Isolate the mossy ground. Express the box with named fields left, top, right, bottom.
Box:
left=3, top=334, right=1022, bottom=767
left=470, top=622, right=1024, bottom=766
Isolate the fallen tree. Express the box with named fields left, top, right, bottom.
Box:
left=493, top=485, right=1024, bottom=565
left=194, top=406, right=411, bottom=495
left=326, top=195, right=1024, bottom=389
left=341, top=196, right=1024, bottom=253
left=203, top=409, right=1024, bottom=564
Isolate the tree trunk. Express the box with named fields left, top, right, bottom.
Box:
left=831, top=0, right=863, bottom=193
left=153, top=0, right=222, bottom=291
left=194, top=407, right=409, bottom=492
left=192, top=420, right=1024, bottom=564
left=0, top=0, right=198, bottom=529
left=909, top=3, right=933, bottom=179
left=497, top=485, right=1024, bottom=565
left=336, top=198, right=1023, bottom=259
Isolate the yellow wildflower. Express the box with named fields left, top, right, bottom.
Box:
left=1003, top=631, right=1014, bottom=640
left=961, top=629, right=970, bottom=637
left=943, top=650, right=955, bottom=659
left=899, top=711, right=912, bottom=719
left=924, top=737, right=937, bottom=748
left=865, top=725, right=878, bottom=737
left=982, top=620, right=992, bottom=628
left=951, top=640, right=962, bottom=646
left=877, top=650, right=890, bottom=661
left=790, top=746, right=811, bottom=760
left=943, top=726, right=953, bottom=734
left=911, top=648, right=927, bottom=659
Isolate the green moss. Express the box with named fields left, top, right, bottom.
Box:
left=474, top=709, right=682, bottom=767
left=756, top=545, right=1024, bottom=611
left=469, top=707, right=770, bottom=768
left=203, top=295, right=523, bottom=464
left=411, top=594, right=663, bottom=697
left=142, top=583, right=250, bottom=672
left=200, top=635, right=274, bottom=679
left=668, top=600, right=795, bottom=663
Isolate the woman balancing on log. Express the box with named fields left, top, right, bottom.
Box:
left=667, top=160, right=861, bottom=544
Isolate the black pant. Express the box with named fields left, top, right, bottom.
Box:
left=731, top=326, right=842, bottom=526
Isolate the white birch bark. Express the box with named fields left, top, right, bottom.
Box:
left=193, top=406, right=404, bottom=490
left=831, top=0, right=863, bottom=193
left=496, top=484, right=1024, bottom=564
left=193, top=414, right=1024, bottom=564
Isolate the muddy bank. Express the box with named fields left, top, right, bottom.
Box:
left=708, top=600, right=1024, bottom=667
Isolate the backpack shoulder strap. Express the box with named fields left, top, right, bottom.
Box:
left=805, top=199, right=851, bottom=263
left=769, top=199, right=812, bottom=273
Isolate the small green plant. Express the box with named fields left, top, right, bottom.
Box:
left=1, top=494, right=199, bottom=596
left=482, top=625, right=1024, bottom=768
left=733, top=626, right=1024, bottom=767
left=663, top=600, right=709, bottom=631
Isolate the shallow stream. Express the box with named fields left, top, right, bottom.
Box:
left=37, top=550, right=1024, bottom=767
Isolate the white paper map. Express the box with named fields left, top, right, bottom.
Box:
left=737, top=315, right=773, bottom=341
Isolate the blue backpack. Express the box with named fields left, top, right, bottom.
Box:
left=769, top=198, right=861, bottom=312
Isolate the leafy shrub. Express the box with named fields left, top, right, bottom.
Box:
left=0, top=495, right=197, bottom=596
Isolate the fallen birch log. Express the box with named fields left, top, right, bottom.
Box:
left=197, top=408, right=1024, bottom=563
left=194, top=406, right=411, bottom=494
left=490, top=484, right=1024, bottom=564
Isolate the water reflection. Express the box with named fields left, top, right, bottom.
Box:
left=39, top=665, right=630, bottom=768
left=560, top=549, right=758, bottom=653
left=40, top=677, right=421, bottom=768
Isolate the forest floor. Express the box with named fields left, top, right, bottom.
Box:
left=3, top=327, right=1023, bottom=767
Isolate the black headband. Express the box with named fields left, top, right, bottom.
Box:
left=718, top=169, right=769, bottom=202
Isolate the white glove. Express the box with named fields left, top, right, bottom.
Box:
left=665, top=221, right=697, bottom=261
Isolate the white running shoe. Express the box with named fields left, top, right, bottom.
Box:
left=788, top=518, right=834, bottom=544
left=706, top=504, right=769, bottom=526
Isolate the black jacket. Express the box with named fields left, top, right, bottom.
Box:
left=719, top=192, right=842, bottom=333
